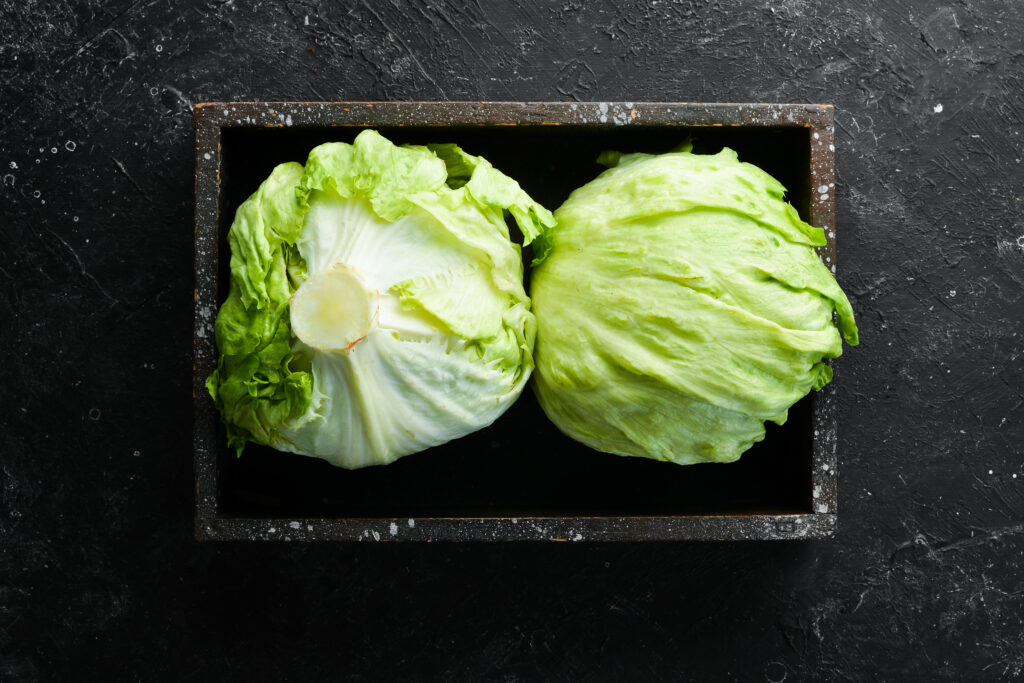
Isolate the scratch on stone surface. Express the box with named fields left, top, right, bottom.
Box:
left=44, top=227, right=120, bottom=307
left=934, top=523, right=1024, bottom=554
left=358, top=0, right=448, bottom=99
left=60, top=0, right=145, bottom=67
left=111, top=158, right=144, bottom=194
left=890, top=532, right=938, bottom=564
left=163, top=84, right=195, bottom=111
left=971, top=474, right=1021, bottom=519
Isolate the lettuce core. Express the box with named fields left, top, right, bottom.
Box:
left=289, top=263, right=377, bottom=353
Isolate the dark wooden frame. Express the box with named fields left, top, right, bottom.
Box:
left=193, top=101, right=839, bottom=542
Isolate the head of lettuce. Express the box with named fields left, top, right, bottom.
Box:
left=206, top=130, right=554, bottom=469
left=529, top=143, right=858, bottom=465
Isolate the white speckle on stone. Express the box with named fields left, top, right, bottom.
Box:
left=829, top=144, right=835, bottom=151
left=989, top=469, right=994, bottom=475
left=511, top=518, right=518, bottom=524
left=949, top=289, right=956, bottom=297
left=389, top=522, right=398, bottom=536
left=203, top=152, right=211, bottom=160
left=285, top=114, right=293, bottom=126
left=831, top=265, right=836, bottom=273
left=407, top=518, right=415, bottom=528
left=821, top=194, right=829, bottom=201
left=9, top=161, right=17, bottom=169
left=573, top=534, right=583, bottom=541
left=813, top=132, right=819, bottom=139
left=65, top=141, right=76, bottom=152
left=223, top=109, right=229, bottom=115
left=288, top=521, right=301, bottom=530
left=307, top=524, right=313, bottom=531
left=818, top=184, right=829, bottom=193
left=133, top=450, right=140, bottom=457
left=50, top=147, right=57, bottom=154
left=268, top=527, right=276, bottom=533
left=372, top=530, right=380, bottom=541
left=304, top=14, right=309, bottom=25
left=933, top=103, right=943, bottom=113
left=155, top=44, right=163, bottom=52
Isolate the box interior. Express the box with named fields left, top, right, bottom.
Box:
left=213, top=123, right=815, bottom=518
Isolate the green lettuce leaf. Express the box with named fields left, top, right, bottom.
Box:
left=205, top=162, right=313, bottom=454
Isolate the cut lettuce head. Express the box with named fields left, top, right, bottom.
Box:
left=207, top=130, right=554, bottom=468
left=529, top=144, right=858, bottom=465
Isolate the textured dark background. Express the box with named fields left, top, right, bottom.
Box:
left=2, top=0, right=1023, bottom=680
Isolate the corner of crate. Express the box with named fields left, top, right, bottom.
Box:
left=193, top=102, right=222, bottom=129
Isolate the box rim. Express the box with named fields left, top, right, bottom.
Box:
left=193, top=101, right=838, bottom=542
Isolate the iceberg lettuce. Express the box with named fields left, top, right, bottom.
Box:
left=207, top=130, right=553, bottom=468
left=529, top=144, right=858, bottom=465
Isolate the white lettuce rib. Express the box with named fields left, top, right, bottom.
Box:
left=278, top=192, right=521, bottom=467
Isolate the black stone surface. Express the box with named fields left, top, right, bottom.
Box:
left=2, top=0, right=1022, bottom=680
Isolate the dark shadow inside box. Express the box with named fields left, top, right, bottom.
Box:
left=214, top=123, right=815, bottom=518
